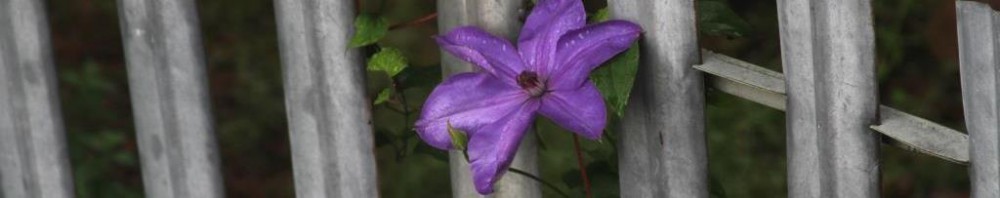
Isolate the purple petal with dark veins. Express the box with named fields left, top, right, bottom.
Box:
left=517, top=0, right=584, bottom=76
left=539, top=81, right=606, bottom=139
left=415, top=73, right=528, bottom=150
left=467, top=99, right=540, bottom=194
left=436, top=27, right=526, bottom=85
left=549, top=20, right=641, bottom=90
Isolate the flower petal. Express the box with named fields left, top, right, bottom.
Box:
left=549, top=20, right=641, bottom=90
left=415, top=73, right=528, bottom=150
left=539, top=81, right=606, bottom=139
left=436, top=27, right=526, bottom=85
left=467, top=100, right=540, bottom=194
left=517, top=0, right=585, bottom=75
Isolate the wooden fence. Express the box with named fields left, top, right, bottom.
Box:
left=0, top=0, right=997, bottom=197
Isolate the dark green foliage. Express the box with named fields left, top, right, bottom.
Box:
left=697, top=0, right=752, bottom=38
left=60, top=62, right=143, bottom=198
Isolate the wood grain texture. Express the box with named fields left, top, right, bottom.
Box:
left=609, top=0, right=708, bottom=197
left=957, top=1, right=1000, bottom=197
left=777, top=0, right=880, bottom=197
left=117, top=0, right=224, bottom=197
left=0, top=0, right=75, bottom=197
left=274, top=0, right=378, bottom=197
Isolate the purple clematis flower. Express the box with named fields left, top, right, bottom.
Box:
left=415, top=0, right=640, bottom=194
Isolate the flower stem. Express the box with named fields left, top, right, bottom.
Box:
left=389, top=12, right=438, bottom=30
left=508, top=168, right=571, bottom=198
left=572, top=134, right=592, bottom=198
left=462, top=149, right=569, bottom=198
left=392, top=80, right=410, bottom=131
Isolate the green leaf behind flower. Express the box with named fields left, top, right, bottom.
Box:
left=589, top=8, right=610, bottom=23
left=589, top=43, right=639, bottom=119
left=697, top=0, right=751, bottom=38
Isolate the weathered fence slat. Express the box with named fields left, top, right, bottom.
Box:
left=0, top=0, right=75, bottom=197
left=274, top=0, right=378, bottom=197
left=696, top=50, right=787, bottom=110
left=436, top=0, right=541, bottom=197
left=778, top=0, right=880, bottom=197
left=609, top=1, right=708, bottom=197
left=117, top=0, right=224, bottom=197
left=872, top=106, right=969, bottom=164
left=957, top=1, right=1000, bottom=197
left=698, top=50, right=969, bottom=164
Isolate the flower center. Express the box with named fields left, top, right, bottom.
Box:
left=517, top=71, right=546, bottom=97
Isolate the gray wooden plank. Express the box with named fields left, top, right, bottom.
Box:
left=873, top=106, right=968, bottom=164
left=696, top=50, right=970, bottom=164
left=436, top=0, right=541, bottom=197
left=273, top=0, right=378, bottom=197
left=777, top=0, right=880, bottom=197
left=116, top=0, right=224, bottom=197
left=957, top=1, right=1000, bottom=197
left=696, top=50, right=787, bottom=110
left=608, top=1, right=707, bottom=197
left=0, top=0, right=75, bottom=197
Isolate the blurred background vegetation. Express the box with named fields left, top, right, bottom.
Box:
left=46, top=0, right=987, bottom=197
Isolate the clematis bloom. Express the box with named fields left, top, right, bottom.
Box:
left=415, top=0, right=641, bottom=194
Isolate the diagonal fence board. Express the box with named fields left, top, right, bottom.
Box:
left=117, top=0, right=224, bottom=197
left=697, top=50, right=969, bottom=164
left=436, top=0, right=541, bottom=197
left=274, top=0, right=378, bottom=197
left=0, top=0, right=75, bottom=197
left=610, top=0, right=708, bottom=197
left=956, top=1, right=1000, bottom=197
left=873, top=107, right=968, bottom=164
left=696, top=50, right=786, bottom=110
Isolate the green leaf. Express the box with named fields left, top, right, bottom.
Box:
left=367, top=47, right=409, bottom=78
left=589, top=43, right=639, bottom=118
left=589, top=8, right=610, bottom=23
left=447, top=122, right=468, bottom=151
left=349, top=14, right=389, bottom=47
left=374, top=88, right=392, bottom=105
left=696, top=0, right=751, bottom=38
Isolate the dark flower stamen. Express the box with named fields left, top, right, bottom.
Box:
left=517, top=71, right=545, bottom=97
